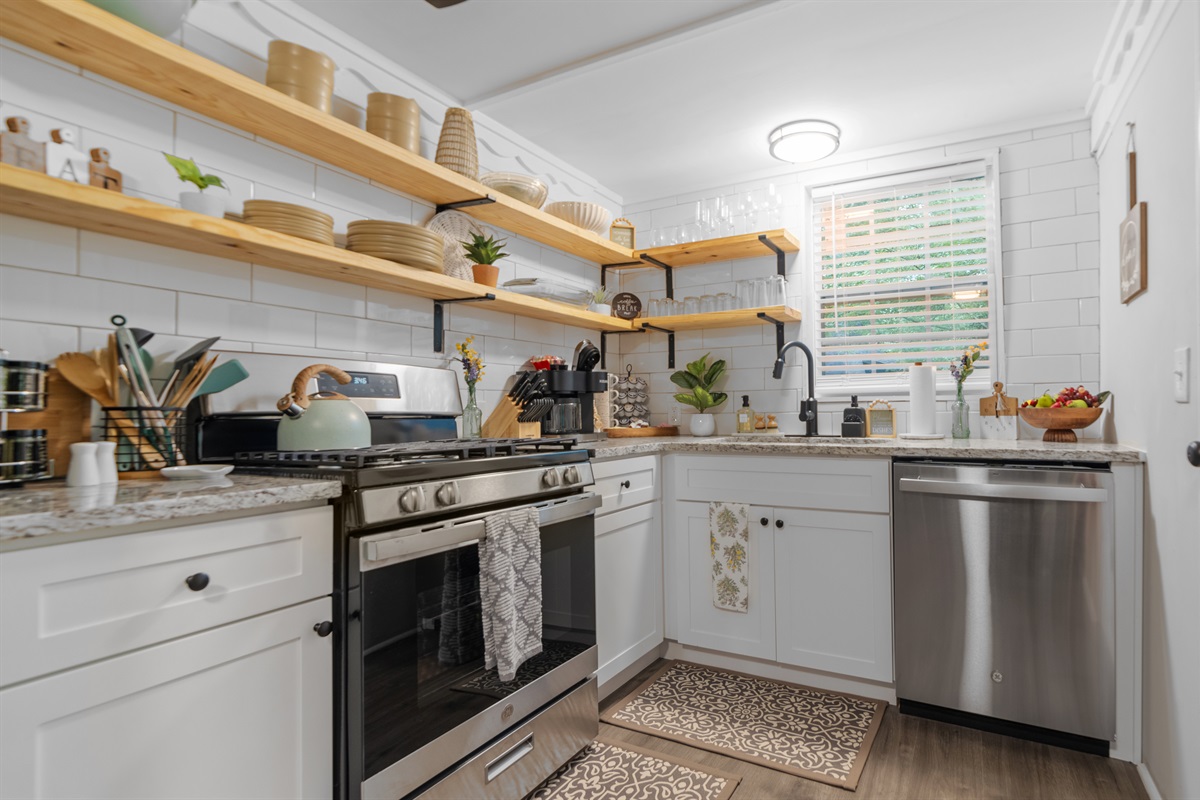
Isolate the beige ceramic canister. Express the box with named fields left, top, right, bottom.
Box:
left=366, top=93, right=421, bottom=154
left=434, top=107, right=479, bottom=180
left=266, top=40, right=336, bottom=113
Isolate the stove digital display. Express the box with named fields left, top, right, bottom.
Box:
left=317, top=371, right=400, bottom=398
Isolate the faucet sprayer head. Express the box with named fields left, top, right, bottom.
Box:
left=772, top=358, right=785, bottom=380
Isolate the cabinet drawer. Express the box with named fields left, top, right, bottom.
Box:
left=0, top=506, right=333, bottom=687
left=673, top=455, right=889, bottom=513
left=592, top=455, right=659, bottom=515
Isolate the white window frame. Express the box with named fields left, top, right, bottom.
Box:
left=800, top=152, right=1005, bottom=400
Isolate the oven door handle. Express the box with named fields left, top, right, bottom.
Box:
left=362, top=491, right=602, bottom=566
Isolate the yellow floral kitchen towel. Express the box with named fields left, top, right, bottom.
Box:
left=709, top=502, right=750, bottom=613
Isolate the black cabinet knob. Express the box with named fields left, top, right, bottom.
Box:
left=775, top=519, right=784, bottom=529
left=184, top=573, right=209, bottom=592
left=760, top=517, right=769, bottom=526
left=1188, top=440, right=1200, bottom=467
left=313, top=621, right=333, bottom=637
left=620, top=480, right=631, bottom=489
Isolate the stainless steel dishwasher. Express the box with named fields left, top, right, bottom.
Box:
left=893, top=460, right=1115, bottom=749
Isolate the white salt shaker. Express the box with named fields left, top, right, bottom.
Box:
left=66, top=442, right=99, bottom=487
left=95, top=441, right=118, bottom=484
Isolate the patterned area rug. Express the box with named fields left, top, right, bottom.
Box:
left=601, top=661, right=886, bottom=790
left=528, top=736, right=740, bottom=800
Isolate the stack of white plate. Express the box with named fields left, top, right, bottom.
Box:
left=346, top=220, right=445, bottom=272
left=243, top=200, right=335, bottom=245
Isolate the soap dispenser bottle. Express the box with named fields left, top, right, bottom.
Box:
left=736, top=395, right=756, bottom=433
left=841, top=395, right=866, bottom=438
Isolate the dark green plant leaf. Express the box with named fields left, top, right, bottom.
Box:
left=709, top=392, right=728, bottom=408
left=1095, top=390, right=1111, bottom=407
left=693, top=386, right=714, bottom=409
left=670, top=371, right=700, bottom=390
left=674, top=392, right=702, bottom=409
left=200, top=174, right=227, bottom=190
left=686, top=353, right=710, bottom=379
left=704, top=359, right=726, bottom=387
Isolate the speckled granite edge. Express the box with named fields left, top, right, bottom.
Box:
left=585, top=436, right=1145, bottom=463
left=0, top=475, right=343, bottom=545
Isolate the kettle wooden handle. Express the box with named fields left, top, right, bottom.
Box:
left=276, top=364, right=353, bottom=413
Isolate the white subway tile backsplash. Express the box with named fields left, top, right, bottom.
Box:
left=1028, top=158, right=1098, bottom=193
left=1004, top=276, right=1032, bottom=304
left=1005, top=299, right=1080, bottom=330
left=366, top=288, right=436, bottom=329
left=1, top=266, right=176, bottom=331
left=1079, top=297, right=1100, bottom=326
left=945, top=129, right=1032, bottom=156
left=998, top=135, right=1074, bottom=172
left=1006, top=355, right=1081, bottom=384
left=0, top=214, right=77, bottom=274
left=446, top=304, right=514, bottom=340
left=314, top=168, right=413, bottom=222
left=1074, top=186, right=1099, bottom=214
left=1031, top=269, right=1098, bottom=302
left=316, top=314, right=411, bottom=356
left=178, top=293, right=313, bottom=346
left=1076, top=241, right=1099, bottom=271
left=253, top=265, right=366, bottom=316
left=513, top=318, right=566, bottom=346
left=251, top=341, right=366, bottom=361
left=703, top=325, right=765, bottom=349
left=0, top=319, right=78, bottom=362
left=1001, top=223, right=1031, bottom=251
left=1080, top=353, right=1100, bottom=383
left=1030, top=213, right=1099, bottom=247
left=1032, top=119, right=1089, bottom=138
left=1032, top=326, right=1100, bottom=355
left=175, top=116, right=316, bottom=200
left=1072, top=131, right=1092, bottom=160
left=80, top=232, right=251, bottom=299
left=1000, top=189, right=1076, bottom=224
left=999, top=169, right=1030, bottom=198
left=1005, top=329, right=1032, bottom=358
left=1004, top=244, right=1076, bottom=276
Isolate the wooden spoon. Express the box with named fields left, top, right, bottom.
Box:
left=56, top=352, right=167, bottom=469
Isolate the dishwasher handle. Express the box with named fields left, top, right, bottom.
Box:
left=897, top=477, right=1109, bottom=503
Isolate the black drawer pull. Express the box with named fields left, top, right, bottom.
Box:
left=620, top=480, right=631, bottom=489
left=775, top=519, right=784, bottom=528
left=313, top=621, right=334, bottom=637
left=184, top=573, right=209, bottom=592
left=760, top=517, right=769, bottom=526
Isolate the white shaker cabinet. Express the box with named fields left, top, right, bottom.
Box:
left=0, top=597, right=332, bottom=800
left=774, top=507, right=893, bottom=682
left=672, top=501, right=777, bottom=661
left=592, top=456, right=664, bottom=686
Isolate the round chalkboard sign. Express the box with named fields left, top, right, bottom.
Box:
left=611, top=292, right=643, bottom=320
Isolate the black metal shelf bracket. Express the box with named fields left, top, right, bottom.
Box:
left=600, top=261, right=643, bottom=289
left=758, top=234, right=787, bottom=276
left=638, top=254, right=675, bottom=299
left=641, top=323, right=677, bottom=369
left=599, top=328, right=645, bottom=370
left=435, top=195, right=497, bottom=214
left=433, top=294, right=496, bottom=352
left=757, top=312, right=787, bottom=354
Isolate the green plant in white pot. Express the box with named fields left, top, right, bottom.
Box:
left=588, top=285, right=612, bottom=316
left=164, top=153, right=227, bottom=218
left=671, top=353, right=727, bottom=436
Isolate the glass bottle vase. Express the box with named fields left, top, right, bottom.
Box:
left=951, top=383, right=970, bottom=439
left=462, top=384, right=483, bottom=439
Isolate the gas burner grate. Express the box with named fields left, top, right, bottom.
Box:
left=233, top=437, right=578, bottom=469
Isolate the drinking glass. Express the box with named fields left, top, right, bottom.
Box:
left=735, top=279, right=754, bottom=309
left=700, top=295, right=717, bottom=314
left=683, top=296, right=700, bottom=315
left=767, top=275, right=787, bottom=305
left=646, top=298, right=661, bottom=318
left=664, top=298, right=681, bottom=316
left=716, top=292, right=736, bottom=311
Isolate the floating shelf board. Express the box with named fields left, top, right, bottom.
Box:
left=644, top=306, right=801, bottom=331
left=605, top=229, right=800, bottom=270
left=0, top=165, right=635, bottom=333
left=0, top=0, right=635, bottom=265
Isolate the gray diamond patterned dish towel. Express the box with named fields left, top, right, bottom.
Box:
left=480, top=507, right=543, bottom=681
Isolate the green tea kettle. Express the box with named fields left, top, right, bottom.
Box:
left=276, top=364, right=371, bottom=450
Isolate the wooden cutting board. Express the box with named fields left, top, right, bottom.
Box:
left=604, top=426, right=679, bottom=438
left=7, top=368, right=92, bottom=476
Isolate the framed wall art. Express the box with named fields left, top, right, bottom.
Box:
left=1120, top=124, right=1148, bottom=304
left=609, top=217, right=635, bottom=249
left=866, top=399, right=896, bottom=438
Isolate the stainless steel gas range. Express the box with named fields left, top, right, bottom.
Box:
left=197, top=354, right=600, bottom=800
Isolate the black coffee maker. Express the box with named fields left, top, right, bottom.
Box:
left=539, top=367, right=607, bottom=437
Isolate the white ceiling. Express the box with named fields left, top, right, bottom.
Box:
left=294, top=0, right=1118, bottom=203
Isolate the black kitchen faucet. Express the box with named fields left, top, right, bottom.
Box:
left=772, top=340, right=819, bottom=436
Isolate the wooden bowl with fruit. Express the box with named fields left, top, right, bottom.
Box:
left=1018, top=386, right=1110, bottom=442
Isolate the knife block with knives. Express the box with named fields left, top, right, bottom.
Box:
left=482, top=370, right=551, bottom=439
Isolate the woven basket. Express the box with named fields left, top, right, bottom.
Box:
left=426, top=210, right=488, bottom=282
left=435, top=108, right=478, bottom=180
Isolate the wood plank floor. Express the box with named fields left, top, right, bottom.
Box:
left=599, top=661, right=1147, bottom=800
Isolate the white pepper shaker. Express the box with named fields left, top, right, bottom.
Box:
left=95, top=441, right=118, bottom=484
left=66, top=442, right=99, bottom=487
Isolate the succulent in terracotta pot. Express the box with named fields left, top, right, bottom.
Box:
left=461, top=232, right=509, bottom=287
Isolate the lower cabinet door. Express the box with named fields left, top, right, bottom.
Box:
left=675, top=501, right=776, bottom=661
left=0, top=597, right=333, bottom=800
left=774, top=508, right=893, bottom=682
left=595, top=502, right=663, bottom=685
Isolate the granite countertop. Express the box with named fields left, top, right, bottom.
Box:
left=586, top=435, right=1145, bottom=462
left=0, top=474, right=343, bottom=548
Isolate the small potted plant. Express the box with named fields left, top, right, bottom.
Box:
left=163, top=153, right=227, bottom=218
left=671, top=352, right=728, bottom=437
left=588, top=285, right=612, bottom=315
left=461, top=232, right=509, bottom=287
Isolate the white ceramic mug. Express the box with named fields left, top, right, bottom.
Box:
left=67, top=442, right=99, bottom=487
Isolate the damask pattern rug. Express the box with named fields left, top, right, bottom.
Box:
left=528, top=736, right=740, bottom=800
left=601, top=661, right=885, bottom=790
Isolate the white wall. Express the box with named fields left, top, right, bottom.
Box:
left=616, top=123, right=1102, bottom=437
left=0, top=0, right=621, bottom=426
left=1094, top=2, right=1200, bottom=797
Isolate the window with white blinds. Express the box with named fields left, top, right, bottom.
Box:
left=810, top=159, right=999, bottom=394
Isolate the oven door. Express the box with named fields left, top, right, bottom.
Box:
left=348, top=492, right=599, bottom=800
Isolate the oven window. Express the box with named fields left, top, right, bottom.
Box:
left=360, top=517, right=596, bottom=780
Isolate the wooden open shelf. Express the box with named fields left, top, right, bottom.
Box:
left=0, top=165, right=636, bottom=333
left=644, top=306, right=801, bottom=331
left=0, top=0, right=635, bottom=265
left=605, top=229, right=800, bottom=270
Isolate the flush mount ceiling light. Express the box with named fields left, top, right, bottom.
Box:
left=768, top=119, right=841, bottom=164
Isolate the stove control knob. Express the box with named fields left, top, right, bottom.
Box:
left=541, top=469, right=561, bottom=488
left=399, top=487, right=425, bottom=514
left=435, top=482, right=460, bottom=507
left=562, top=466, right=580, bottom=485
